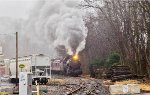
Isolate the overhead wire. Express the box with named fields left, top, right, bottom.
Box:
left=0, top=33, right=16, bottom=36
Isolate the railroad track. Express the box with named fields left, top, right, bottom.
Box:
left=0, top=74, right=109, bottom=95
left=38, top=77, right=109, bottom=95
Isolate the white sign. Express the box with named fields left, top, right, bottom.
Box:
left=19, top=72, right=32, bottom=95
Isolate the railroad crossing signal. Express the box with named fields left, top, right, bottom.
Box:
left=19, top=64, right=25, bottom=72
left=19, top=64, right=25, bottom=69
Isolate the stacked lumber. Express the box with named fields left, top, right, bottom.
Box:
left=106, top=65, right=133, bottom=81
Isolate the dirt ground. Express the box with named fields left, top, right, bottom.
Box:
left=1, top=77, right=150, bottom=95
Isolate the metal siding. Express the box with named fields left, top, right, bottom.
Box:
left=9, top=55, right=50, bottom=77
left=33, top=56, right=49, bottom=66
left=10, top=57, right=31, bottom=78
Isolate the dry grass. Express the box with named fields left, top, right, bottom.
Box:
left=140, top=84, right=150, bottom=91
left=47, top=79, right=65, bottom=85
left=103, top=80, right=114, bottom=85
left=0, top=92, right=10, bottom=95
left=114, top=80, right=140, bottom=85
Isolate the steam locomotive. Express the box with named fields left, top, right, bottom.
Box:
left=51, top=55, right=82, bottom=76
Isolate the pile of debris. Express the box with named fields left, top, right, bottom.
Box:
left=36, top=77, right=109, bottom=95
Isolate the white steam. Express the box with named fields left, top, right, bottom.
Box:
left=25, top=0, right=87, bottom=56
left=0, top=0, right=87, bottom=58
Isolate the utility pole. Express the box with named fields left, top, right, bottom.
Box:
left=16, top=32, right=18, bottom=85
left=0, top=70, right=1, bottom=92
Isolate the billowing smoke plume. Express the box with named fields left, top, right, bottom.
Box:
left=24, top=0, right=87, bottom=56
left=0, top=0, right=87, bottom=58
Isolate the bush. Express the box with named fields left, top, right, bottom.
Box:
left=90, top=59, right=106, bottom=67
left=90, top=52, right=120, bottom=68
left=106, top=52, right=120, bottom=68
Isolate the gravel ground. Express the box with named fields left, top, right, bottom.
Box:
left=0, top=81, right=15, bottom=95
left=1, top=76, right=149, bottom=95
left=0, top=76, right=109, bottom=95
left=35, top=77, right=110, bottom=95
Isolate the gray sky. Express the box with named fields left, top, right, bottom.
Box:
left=0, top=0, right=37, bottom=19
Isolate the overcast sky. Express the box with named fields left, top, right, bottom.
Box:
left=0, top=0, right=37, bottom=19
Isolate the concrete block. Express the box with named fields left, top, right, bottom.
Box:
left=109, top=84, right=124, bottom=94
left=109, top=84, right=140, bottom=95
left=128, top=84, right=140, bottom=94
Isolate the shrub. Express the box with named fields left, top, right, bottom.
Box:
left=106, top=52, right=120, bottom=68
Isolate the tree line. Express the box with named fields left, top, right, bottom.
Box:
left=80, top=0, right=150, bottom=78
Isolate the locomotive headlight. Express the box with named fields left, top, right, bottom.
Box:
left=72, top=55, right=79, bottom=61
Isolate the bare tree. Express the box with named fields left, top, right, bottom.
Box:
left=82, top=0, right=150, bottom=77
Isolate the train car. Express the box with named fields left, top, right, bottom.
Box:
left=9, top=54, right=50, bottom=84
left=51, top=58, right=64, bottom=74
left=51, top=55, right=82, bottom=76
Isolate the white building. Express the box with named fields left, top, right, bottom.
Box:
left=0, top=46, right=4, bottom=65
left=0, top=46, right=5, bottom=76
